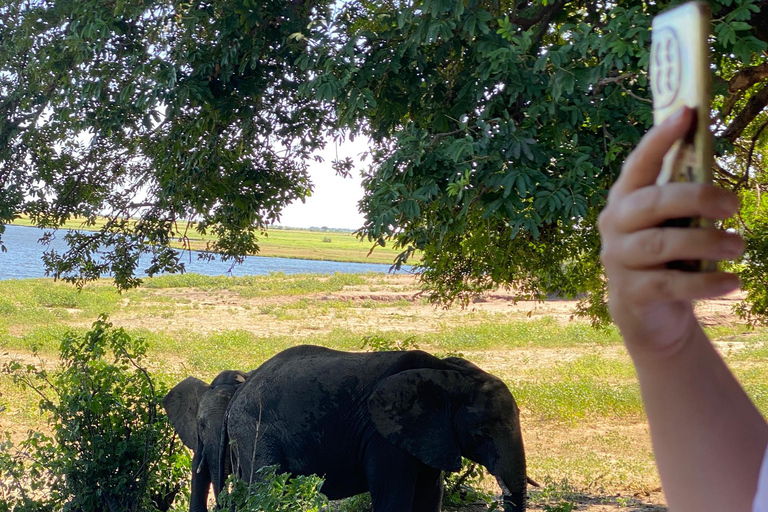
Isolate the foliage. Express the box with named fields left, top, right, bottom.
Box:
left=217, top=466, right=327, bottom=512
left=542, top=503, right=575, bottom=512
left=360, top=333, right=419, bottom=351
left=0, top=0, right=335, bottom=289
left=3, top=0, right=768, bottom=323
left=315, top=0, right=768, bottom=324
left=330, top=493, right=372, bottom=512
left=443, top=459, right=499, bottom=509
left=0, top=316, right=188, bottom=512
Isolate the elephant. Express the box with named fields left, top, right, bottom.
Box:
left=163, top=369, right=248, bottom=512
left=219, top=345, right=533, bottom=512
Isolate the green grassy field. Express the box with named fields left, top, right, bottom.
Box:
left=0, top=274, right=764, bottom=511
left=10, top=217, right=416, bottom=265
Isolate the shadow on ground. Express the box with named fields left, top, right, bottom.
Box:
left=442, top=492, right=667, bottom=512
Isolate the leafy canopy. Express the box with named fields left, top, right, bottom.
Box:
left=2, top=0, right=768, bottom=322
left=1, top=0, right=334, bottom=288
left=316, top=0, right=768, bottom=323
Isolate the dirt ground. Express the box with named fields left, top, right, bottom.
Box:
left=1, top=275, right=752, bottom=511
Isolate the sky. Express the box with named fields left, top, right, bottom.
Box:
left=277, top=138, right=368, bottom=230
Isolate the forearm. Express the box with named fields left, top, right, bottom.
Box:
left=629, top=319, right=768, bottom=512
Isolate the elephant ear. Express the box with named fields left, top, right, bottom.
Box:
left=163, top=376, right=209, bottom=450
left=368, top=369, right=463, bottom=472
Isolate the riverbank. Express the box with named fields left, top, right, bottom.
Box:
left=9, top=217, right=418, bottom=266
left=0, top=274, right=762, bottom=511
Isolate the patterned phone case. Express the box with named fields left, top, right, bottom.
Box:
left=650, top=1, right=716, bottom=272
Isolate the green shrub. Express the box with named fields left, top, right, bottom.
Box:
left=360, top=334, right=419, bottom=352
left=0, top=316, right=188, bottom=512
left=218, top=466, right=327, bottom=512
left=331, top=493, right=372, bottom=511
left=543, top=503, right=575, bottom=512
left=443, top=459, right=498, bottom=509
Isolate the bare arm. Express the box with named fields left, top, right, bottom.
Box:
left=598, top=107, right=768, bottom=512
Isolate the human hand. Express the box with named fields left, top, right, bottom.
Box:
left=598, top=107, right=743, bottom=356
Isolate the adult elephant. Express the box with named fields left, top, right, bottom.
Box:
left=220, top=345, right=533, bottom=512
left=163, top=369, right=248, bottom=512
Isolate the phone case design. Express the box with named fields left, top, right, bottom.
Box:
left=650, top=1, right=717, bottom=272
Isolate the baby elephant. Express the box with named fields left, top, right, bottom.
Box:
left=221, top=345, right=534, bottom=512
left=163, top=369, right=247, bottom=512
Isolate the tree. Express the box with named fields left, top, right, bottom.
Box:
left=2, top=0, right=768, bottom=323
left=0, top=0, right=334, bottom=289
left=314, top=0, right=768, bottom=323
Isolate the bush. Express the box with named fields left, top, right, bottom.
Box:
left=0, top=315, right=188, bottom=512
left=360, top=334, right=419, bottom=352
left=218, top=466, right=327, bottom=511
left=443, top=459, right=499, bottom=510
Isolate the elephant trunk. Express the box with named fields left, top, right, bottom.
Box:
left=190, top=447, right=211, bottom=512
left=497, top=477, right=527, bottom=512
left=217, top=415, right=231, bottom=495
left=492, top=435, right=528, bottom=512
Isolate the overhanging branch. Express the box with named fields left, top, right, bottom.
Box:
left=729, top=62, right=768, bottom=94
left=510, top=0, right=568, bottom=30
left=721, top=84, right=768, bottom=143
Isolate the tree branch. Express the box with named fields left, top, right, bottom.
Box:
left=714, top=160, right=740, bottom=182
left=729, top=62, right=768, bottom=94
left=745, top=118, right=768, bottom=182
left=721, top=84, right=768, bottom=143
left=530, top=0, right=568, bottom=50
left=511, top=0, right=568, bottom=31
left=596, top=73, right=637, bottom=88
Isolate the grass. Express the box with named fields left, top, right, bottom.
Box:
left=1, top=273, right=765, bottom=509
left=11, top=216, right=418, bottom=265
left=140, top=272, right=369, bottom=297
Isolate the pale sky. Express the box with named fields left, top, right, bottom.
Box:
left=277, top=138, right=367, bottom=230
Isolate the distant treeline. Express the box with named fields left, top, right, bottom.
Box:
left=272, top=225, right=356, bottom=233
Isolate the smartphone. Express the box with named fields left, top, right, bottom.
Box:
left=650, top=1, right=717, bottom=272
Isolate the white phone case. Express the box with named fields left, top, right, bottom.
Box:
left=650, top=1, right=716, bottom=272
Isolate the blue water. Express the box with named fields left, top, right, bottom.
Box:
left=0, top=225, right=412, bottom=280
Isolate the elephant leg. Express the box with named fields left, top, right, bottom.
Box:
left=412, top=465, right=444, bottom=512
left=364, top=434, right=419, bottom=512
left=233, top=433, right=286, bottom=484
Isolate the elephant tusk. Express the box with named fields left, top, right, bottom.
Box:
left=196, top=458, right=205, bottom=474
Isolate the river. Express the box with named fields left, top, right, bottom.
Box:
left=0, top=225, right=412, bottom=280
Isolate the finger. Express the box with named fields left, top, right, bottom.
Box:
left=610, top=183, right=740, bottom=232
left=612, top=107, right=696, bottom=196
left=613, top=228, right=744, bottom=269
left=618, top=269, right=741, bottom=304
